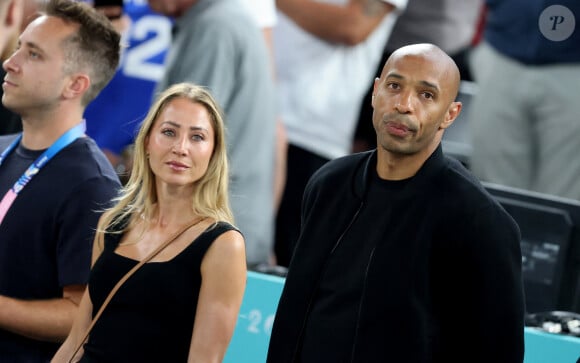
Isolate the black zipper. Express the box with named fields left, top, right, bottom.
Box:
left=289, top=202, right=364, bottom=362
left=349, top=244, right=377, bottom=362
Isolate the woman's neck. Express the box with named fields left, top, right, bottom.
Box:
left=150, top=197, right=195, bottom=229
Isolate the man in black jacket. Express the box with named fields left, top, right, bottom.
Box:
left=267, top=43, right=525, bottom=363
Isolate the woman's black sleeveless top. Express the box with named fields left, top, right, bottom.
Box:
left=80, top=221, right=237, bottom=363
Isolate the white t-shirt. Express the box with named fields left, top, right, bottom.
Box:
left=274, top=0, right=407, bottom=160
left=239, top=0, right=276, bottom=28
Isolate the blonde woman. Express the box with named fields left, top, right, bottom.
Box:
left=53, top=83, right=246, bottom=363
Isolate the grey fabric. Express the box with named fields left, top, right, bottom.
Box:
left=157, top=0, right=277, bottom=265
left=386, top=0, right=481, bottom=54
left=470, top=42, right=580, bottom=200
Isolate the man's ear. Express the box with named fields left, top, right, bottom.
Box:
left=440, top=101, right=462, bottom=130
left=63, top=73, right=91, bottom=100
left=371, top=77, right=380, bottom=107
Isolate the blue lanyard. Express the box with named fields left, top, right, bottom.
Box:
left=0, top=122, right=86, bottom=195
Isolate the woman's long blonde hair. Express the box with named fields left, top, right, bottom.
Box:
left=96, top=83, right=234, bottom=242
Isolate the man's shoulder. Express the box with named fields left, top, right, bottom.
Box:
left=304, top=152, right=370, bottom=202
left=439, top=156, right=507, bottom=215
left=312, top=152, right=370, bottom=183
left=59, top=137, right=104, bottom=160
left=54, top=137, right=120, bottom=184
left=0, top=134, right=20, bottom=151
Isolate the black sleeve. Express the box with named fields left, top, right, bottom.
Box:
left=56, top=176, right=119, bottom=287
left=435, top=202, right=525, bottom=363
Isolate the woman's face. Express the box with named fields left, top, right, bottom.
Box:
left=146, top=97, right=215, bottom=189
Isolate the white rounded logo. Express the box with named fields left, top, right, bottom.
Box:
left=539, top=5, right=576, bottom=41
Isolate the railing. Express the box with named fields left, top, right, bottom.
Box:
left=224, top=271, right=580, bottom=363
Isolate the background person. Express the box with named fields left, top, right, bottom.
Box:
left=148, top=0, right=278, bottom=268
left=273, top=0, right=408, bottom=267
left=469, top=0, right=580, bottom=201
left=84, top=0, right=173, bottom=180
left=240, top=0, right=288, bottom=218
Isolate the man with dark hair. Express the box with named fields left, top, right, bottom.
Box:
left=0, top=0, right=121, bottom=360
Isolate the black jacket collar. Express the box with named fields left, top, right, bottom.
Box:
left=354, top=144, right=447, bottom=200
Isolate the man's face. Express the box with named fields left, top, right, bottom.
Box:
left=1, top=15, right=76, bottom=117
left=145, top=97, right=215, bottom=190
left=371, top=52, right=459, bottom=157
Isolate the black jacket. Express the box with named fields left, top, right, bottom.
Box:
left=267, top=146, right=525, bottom=363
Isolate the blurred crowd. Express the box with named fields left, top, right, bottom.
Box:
left=2, top=0, right=579, bottom=269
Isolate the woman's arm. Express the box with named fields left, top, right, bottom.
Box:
left=51, top=217, right=105, bottom=363
left=187, top=229, right=247, bottom=363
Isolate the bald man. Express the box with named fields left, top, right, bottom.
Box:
left=267, top=43, right=525, bottom=363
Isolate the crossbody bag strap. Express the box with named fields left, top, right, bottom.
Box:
left=68, top=217, right=206, bottom=362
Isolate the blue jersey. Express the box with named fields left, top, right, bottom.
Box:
left=84, top=0, right=172, bottom=155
